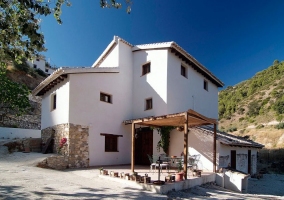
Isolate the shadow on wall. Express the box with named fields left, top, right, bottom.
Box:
left=189, top=129, right=214, bottom=171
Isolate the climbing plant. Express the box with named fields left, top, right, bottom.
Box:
left=155, top=126, right=175, bottom=154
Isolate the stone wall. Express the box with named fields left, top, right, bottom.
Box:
left=0, top=115, right=41, bottom=129
left=41, top=123, right=89, bottom=169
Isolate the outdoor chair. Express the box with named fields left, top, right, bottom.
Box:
left=181, top=154, right=200, bottom=170
left=147, top=154, right=159, bottom=173
left=158, top=153, right=170, bottom=173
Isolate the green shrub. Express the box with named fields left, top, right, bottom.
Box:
left=275, top=122, right=284, bottom=129
left=273, top=98, right=284, bottom=114
left=29, top=70, right=37, bottom=78
left=227, top=127, right=237, bottom=132
left=35, top=68, right=47, bottom=77
left=256, top=124, right=264, bottom=129
left=13, top=60, right=30, bottom=73
left=249, top=118, right=255, bottom=123
left=247, top=101, right=260, bottom=117
left=239, top=117, right=245, bottom=122
left=237, top=107, right=245, bottom=115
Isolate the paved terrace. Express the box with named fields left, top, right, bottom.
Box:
left=97, top=165, right=215, bottom=194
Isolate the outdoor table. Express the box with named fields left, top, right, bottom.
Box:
left=165, top=156, right=182, bottom=168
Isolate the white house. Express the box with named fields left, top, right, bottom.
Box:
left=27, top=58, right=55, bottom=75
left=32, top=36, right=263, bottom=174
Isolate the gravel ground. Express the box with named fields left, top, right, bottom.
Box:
left=1, top=139, right=284, bottom=200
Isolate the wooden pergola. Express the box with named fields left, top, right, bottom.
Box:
left=123, top=109, right=218, bottom=180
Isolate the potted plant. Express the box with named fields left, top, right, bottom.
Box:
left=176, top=159, right=184, bottom=181
left=99, top=167, right=104, bottom=175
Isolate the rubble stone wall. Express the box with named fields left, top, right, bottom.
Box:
left=41, top=123, right=89, bottom=169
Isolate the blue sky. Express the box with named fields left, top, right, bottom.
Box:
left=40, top=0, right=284, bottom=88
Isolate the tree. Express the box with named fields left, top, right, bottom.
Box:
left=100, top=0, right=132, bottom=13
left=0, top=0, right=72, bottom=63
left=0, top=0, right=130, bottom=116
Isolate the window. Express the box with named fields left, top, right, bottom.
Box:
left=45, top=69, right=48, bottom=72
left=100, top=92, right=112, bottom=103
left=51, top=93, right=56, bottom=110
left=204, top=80, right=208, bottom=91
left=142, top=62, right=151, bottom=76
left=181, top=65, right=187, bottom=78
left=36, top=58, right=40, bottom=61
left=33, top=64, right=37, bottom=68
left=100, top=133, right=122, bottom=152
left=145, top=98, right=152, bottom=110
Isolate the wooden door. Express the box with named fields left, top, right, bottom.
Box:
left=135, top=127, right=153, bottom=165
left=231, top=150, right=236, bottom=169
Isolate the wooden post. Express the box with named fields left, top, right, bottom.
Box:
left=183, top=112, right=188, bottom=180
left=131, top=123, right=135, bottom=172
left=213, top=123, right=217, bottom=173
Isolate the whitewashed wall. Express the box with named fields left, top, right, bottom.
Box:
left=218, top=145, right=258, bottom=174
left=167, top=52, right=219, bottom=119
left=68, top=40, right=133, bottom=166
left=98, top=44, right=119, bottom=68
left=41, top=78, right=70, bottom=129
left=132, top=49, right=168, bottom=118
left=169, top=128, right=258, bottom=174
left=0, top=127, right=41, bottom=138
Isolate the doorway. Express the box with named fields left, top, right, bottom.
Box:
left=248, top=150, right=251, bottom=174
left=231, top=150, right=236, bottom=169
left=135, top=127, right=153, bottom=165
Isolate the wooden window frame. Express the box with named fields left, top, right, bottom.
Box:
left=204, top=80, right=208, bottom=91
left=100, top=92, right=112, bottom=104
left=145, top=98, right=153, bottom=110
left=142, top=62, right=151, bottom=76
left=100, top=133, right=123, bottom=152
left=181, top=65, right=187, bottom=78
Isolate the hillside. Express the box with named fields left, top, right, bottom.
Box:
left=218, top=60, right=284, bottom=149
left=0, top=64, right=44, bottom=129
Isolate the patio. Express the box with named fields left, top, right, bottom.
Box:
left=98, top=165, right=215, bottom=194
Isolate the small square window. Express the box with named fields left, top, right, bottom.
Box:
left=204, top=80, right=208, bottom=91
left=36, top=58, right=40, bottom=61
left=142, top=62, right=151, bottom=76
left=100, top=92, right=112, bottom=103
left=45, top=69, right=48, bottom=72
left=105, top=135, right=118, bottom=152
left=181, top=65, right=187, bottom=78
left=100, top=133, right=122, bottom=152
left=145, top=98, right=152, bottom=110
left=51, top=93, right=56, bottom=110
left=33, top=64, right=37, bottom=68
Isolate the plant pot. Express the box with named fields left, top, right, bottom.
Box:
left=176, top=172, right=184, bottom=181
